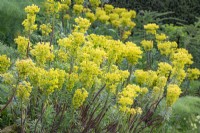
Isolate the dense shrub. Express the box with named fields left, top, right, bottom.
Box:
left=0, top=0, right=200, bottom=132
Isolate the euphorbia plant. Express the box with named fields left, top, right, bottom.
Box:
left=0, top=0, right=200, bottom=132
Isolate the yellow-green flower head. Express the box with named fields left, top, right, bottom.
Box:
left=140, top=40, right=153, bottom=51
left=22, top=14, right=37, bottom=32
left=118, top=84, right=141, bottom=106
left=85, top=12, right=96, bottom=22
left=134, top=70, right=157, bottom=87
left=104, top=68, right=129, bottom=86
left=171, top=48, right=193, bottom=68
left=144, top=23, right=159, bottom=34
left=80, top=47, right=107, bottom=65
left=187, top=68, right=200, bottom=80
left=124, top=42, right=143, bottom=65
left=89, top=0, right=101, bottom=8
left=105, top=40, right=124, bottom=63
left=28, top=66, right=44, bottom=86
left=146, top=70, right=158, bottom=87
left=166, top=84, right=181, bottom=106
left=121, top=11, right=132, bottom=19
left=98, top=14, right=110, bottom=23
left=73, top=4, right=83, bottom=14
left=111, top=20, right=121, bottom=27
left=129, top=10, right=136, bottom=18
left=113, top=8, right=127, bottom=16
left=0, top=55, right=11, bottom=74
left=74, top=17, right=91, bottom=33
left=30, top=42, right=54, bottom=66
left=73, top=88, right=88, bottom=109
left=79, top=61, right=101, bottom=88
left=16, top=81, right=32, bottom=101
left=61, top=5, right=70, bottom=12
left=25, top=4, right=40, bottom=14
left=122, top=30, right=131, bottom=40
left=61, top=0, right=71, bottom=5
left=40, top=23, right=52, bottom=36
left=104, top=4, right=114, bottom=13
left=66, top=73, right=79, bottom=91
left=119, top=17, right=130, bottom=27
left=119, top=106, right=137, bottom=115
left=1, top=72, right=15, bottom=85
left=40, top=69, right=58, bottom=94
left=14, top=36, right=29, bottom=57
left=86, top=34, right=108, bottom=48
left=156, top=33, right=167, bottom=42
left=157, top=62, right=172, bottom=77
left=15, top=59, right=35, bottom=79
left=95, top=8, right=106, bottom=18
left=118, top=84, right=142, bottom=115
left=60, top=3, right=69, bottom=11
left=155, top=76, right=167, bottom=89
left=171, top=68, right=186, bottom=85
left=128, top=20, right=136, bottom=28
left=69, top=32, right=85, bottom=47
left=45, top=0, right=62, bottom=14
left=134, top=70, right=147, bottom=85
left=109, top=13, right=119, bottom=21
left=56, top=49, right=68, bottom=62
left=157, top=41, right=178, bottom=56
left=74, top=0, right=84, bottom=5
left=57, top=37, right=72, bottom=49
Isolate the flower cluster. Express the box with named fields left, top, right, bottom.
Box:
left=157, top=62, right=172, bottom=77
left=124, top=42, right=143, bottom=65
left=14, top=36, right=29, bottom=57
left=1, top=72, right=15, bottom=85
left=73, top=4, right=83, bottom=14
left=157, top=41, right=177, bottom=56
left=38, top=68, right=66, bottom=95
left=15, top=59, right=35, bottom=79
left=187, top=68, right=200, bottom=80
left=166, top=84, right=181, bottom=106
left=155, top=33, right=167, bottom=42
left=22, top=4, right=40, bottom=33
left=30, top=42, right=54, bottom=66
left=44, top=0, right=62, bottom=14
left=16, top=81, right=32, bottom=102
left=85, top=12, right=96, bottom=22
left=144, top=23, right=159, bottom=34
left=40, top=23, right=52, bottom=36
left=118, top=84, right=142, bottom=115
left=73, top=88, right=88, bottom=109
left=134, top=70, right=157, bottom=87
left=93, top=6, right=136, bottom=39
left=74, top=17, right=91, bottom=33
left=24, top=4, right=40, bottom=14
left=89, top=0, right=101, bottom=8
left=0, top=55, right=11, bottom=74
left=79, top=61, right=101, bottom=88
left=140, top=40, right=153, bottom=51
left=171, top=48, right=193, bottom=68
left=104, top=65, right=129, bottom=93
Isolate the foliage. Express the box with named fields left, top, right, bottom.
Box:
left=0, top=0, right=44, bottom=45
left=162, top=18, right=200, bottom=69
left=109, top=0, right=200, bottom=24
left=162, top=96, right=200, bottom=132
